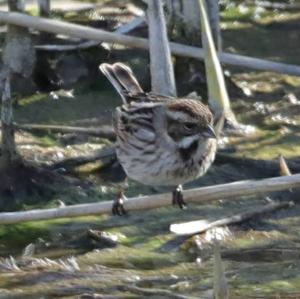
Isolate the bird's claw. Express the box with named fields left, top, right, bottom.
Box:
left=172, top=185, right=187, bottom=209
left=112, top=192, right=127, bottom=216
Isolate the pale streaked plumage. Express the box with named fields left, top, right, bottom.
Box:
left=100, top=62, right=217, bottom=189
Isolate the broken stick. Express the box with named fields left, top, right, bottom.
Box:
left=170, top=201, right=294, bottom=236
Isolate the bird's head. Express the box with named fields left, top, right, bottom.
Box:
left=166, top=99, right=216, bottom=149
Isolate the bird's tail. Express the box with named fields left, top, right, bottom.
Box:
left=99, top=62, right=144, bottom=104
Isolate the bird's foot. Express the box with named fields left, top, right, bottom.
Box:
left=112, top=191, right=127, bottom=216
left=172, top=185, right=187, bottom=209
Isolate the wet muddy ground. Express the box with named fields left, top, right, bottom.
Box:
left=2, top=1, right=300, bottom=298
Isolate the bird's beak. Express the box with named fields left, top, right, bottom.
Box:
left=202, top=125, right=217, bottom=139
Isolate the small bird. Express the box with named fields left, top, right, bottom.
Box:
left=100, top=62, right=217, bottom=215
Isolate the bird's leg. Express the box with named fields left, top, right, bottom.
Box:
left=112, top=178, right=128, bottom=216
left=112, top=190, right=127, bottom=215
left=172, top=184, right=187, bottom=209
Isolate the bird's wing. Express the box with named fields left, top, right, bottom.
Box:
left=114, top=101, right=166, bottom=146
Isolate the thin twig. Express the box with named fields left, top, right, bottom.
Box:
left=120, top=285, right=199, bottom=299
left=16, top=123, right=116, bottom=141
left=215, top=153, right=300, bottom=175
left=35, top=40, right=99, bottom=51
left=0, top=175, right=300, bottom=224
left=35, top=16, right=145, bottom=52
left=49, top=146, right=116, bottom=171
left=244, top=0, right=300, bottom=11
left=1, top=12, right=300, bottom=76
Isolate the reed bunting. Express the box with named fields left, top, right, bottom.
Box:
left=100, top=63, right=217, bottom=215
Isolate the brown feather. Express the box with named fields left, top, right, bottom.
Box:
left=112, top=63, right=144, bottom=95
left=168, top=99, right=213, bottom=125
left=100, top=62, right=144, bottom=104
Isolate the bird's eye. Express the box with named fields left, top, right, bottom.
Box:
left=183, top=123, right=196, bottom=131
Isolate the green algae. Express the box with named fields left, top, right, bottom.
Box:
left=14, top=89, right=118, bottom=126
